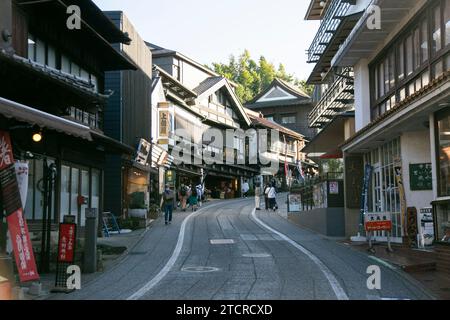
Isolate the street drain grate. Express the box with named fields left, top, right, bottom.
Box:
left=182, top=266, right=220, bottom=273
left=242, top=253, right=272, bottom=258
left=210, top=239, right=235, bottom=245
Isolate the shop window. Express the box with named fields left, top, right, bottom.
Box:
left=281, top=115, right=296, bottom=124
left=23, top=158, right=56, bottom=222
left=437, top=109, right=450, bottom=197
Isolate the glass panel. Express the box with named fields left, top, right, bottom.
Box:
left=60, top=165, right=70, bottom=220
left=35, top=38, right=46, bottom=65
left=389, top=52, right=395, bottom=89
left=34, top=159, right=44, bottom=220
left=61, top=55, right=70, bottom=73
left=433, top=5, right=442, bottom=53
left=70, top=168, right=79, bottom=217
left=445, top=0, right=450, bottom=46
left=421, top=20, right=429, bottom=62
left=415, top=77, right=422, bottom=92
left=47, top=45, right=56, bottom=69
left=379, top=62, right=385, bottom=97
left=91, top=169, right=101, bottom=212
left=422, top=70, right=430, bottom=87
left=384, top=58, right=390, bottom=93
left=27, top=35, right=35, bottom=60
left=438, top=110, right=450, bottom=196
left=80, top=170, right=90, bottom=227
left=24, top=160, right=34, bottom=220
left=406, top=35, right=414, bottom=76
left=433, top=59, right=444, bottom=78
left=414, top=27, right=421, bottom=68
left=398, top=42, right=405, bottom=80
left=408, top=81, right=415, bottom=96
left=71, top=62, right=80, bottom=77
left=399, top=87, right=406, bottom=101
left=80, top=69, right=89, bottom=81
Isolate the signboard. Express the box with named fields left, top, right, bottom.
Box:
left=365, top=212, right=392, bottom=232
left=360, top=164, right=373, bottom=227
left=0, top=131, right=39, bottom=282
left=394, top=163, right=407, bottom=236
left=135, top=139, right=151, bottom=166
left=288, top=193, right=301, bottom=213
left=329, top=181, right=339, bottom=195
left=418, top=207, right=434, bottom=246
left=57, top=223, right=76, bottom=263
left=158, top=102, right=170, bottom=145
left=409, top=163, right=432, bottom=191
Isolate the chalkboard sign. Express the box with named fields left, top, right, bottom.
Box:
left=409, top=163, right=432, bottom=191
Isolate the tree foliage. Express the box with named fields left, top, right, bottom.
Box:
left=209, top=50, right=313, bottom=103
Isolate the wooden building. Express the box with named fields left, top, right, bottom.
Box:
left=0, top=0, right=135, bottom=267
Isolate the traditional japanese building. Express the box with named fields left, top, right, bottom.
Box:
left=0, top=0, right=136, bottom=272
left=245, top=78, right=317, bottom=140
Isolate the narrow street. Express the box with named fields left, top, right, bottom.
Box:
left=51, top=197, right=432, bottom=301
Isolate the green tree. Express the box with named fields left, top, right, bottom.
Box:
left=210, top=50, right=311, bottom=103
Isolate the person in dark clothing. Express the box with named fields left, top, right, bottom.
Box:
left=162, top=184, right=174, bottom=225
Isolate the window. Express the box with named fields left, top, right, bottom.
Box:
left=437, top=108, right=450, bottom=197
left=266, top=115, right=274, bottom=122
left=27, top=35, right=36, bottom=60
left=433, top=5, right=442, bottom=53
left=35, top=38, right=46, bottom=65
left=445, top=0, right=450, bottom=46
left=371, top=0, right=450, bottom=120
left=23, top=158, right=57, bottom=221
left=421, top=20, right=429, bottom=63
left=281, top=114, right=296, bottom=124
left=47, top=45, right=57, bottom=69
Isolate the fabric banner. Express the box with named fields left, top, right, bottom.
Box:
left=0, top=131, right=39, bottom=282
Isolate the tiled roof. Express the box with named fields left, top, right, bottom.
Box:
left=341, top=70, right=450, bottom=149
left=193, top=77, right=224, bottom=96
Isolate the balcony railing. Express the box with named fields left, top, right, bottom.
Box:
left=307, top=0, right=353, bottom=64
left=309, top=67, right=354, bottom=129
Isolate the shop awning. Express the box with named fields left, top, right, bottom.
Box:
left=0, top=96, right=92, bottom=141
left=303, top=112, right=354, bottom=159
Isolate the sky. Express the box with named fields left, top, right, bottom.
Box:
left=93, top=0, right=320, bottom=81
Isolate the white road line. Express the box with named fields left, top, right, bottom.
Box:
left=251, top=209, right=349, bottom=301
left=126, top=203, right=221, bottom=300
left=368, top=256, right=397, bottom=271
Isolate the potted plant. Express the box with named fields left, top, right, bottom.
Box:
left=128, top=192, right=148, bottom=219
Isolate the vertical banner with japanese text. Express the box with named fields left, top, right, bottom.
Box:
left=0, top=131, right=39, bottom=282
left=57, top=223, right=76, bottom=263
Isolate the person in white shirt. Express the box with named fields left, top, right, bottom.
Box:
left=242, top=180, right=250, bottom=198
left=267, top=182, right=277, bottom=211
left=196, top=183, right=203, bottom=207
left=254, top=182, right=262, bottom=210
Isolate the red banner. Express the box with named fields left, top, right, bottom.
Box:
left=0, top=131, right=39, bottom=282
left=57, top=223, right=76, bottom=263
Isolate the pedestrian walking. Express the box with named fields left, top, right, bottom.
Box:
left=255, top=182, right=262, bottom=211
left=264, top=183, right=270, bottom=210
left=242, top=180, right=250, bottom=198
left=268, top=182, right=278, bottom=211
left=178, top=184, right=188, bottom=212
left=196, top=183, right=203, bottom=207
left=188, top=188, right=199, bottom=212
left=161, top=184, right=174, bottom=225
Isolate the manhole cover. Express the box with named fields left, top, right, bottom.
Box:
left=210, top=239, right=235, bottom=245
left=242, top=253, right=272, bottom=258
left=182, top=266, right=220, bottom=273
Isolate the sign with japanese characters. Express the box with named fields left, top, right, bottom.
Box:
left=158, top=102, right=171, bottom=145
left=57, top=223, right=76, bottom=263
left=135, top=138, right=151, bottom=166
left=365, top=212, right=393, bottom=232
left=0, top=131, right=39, bottom=282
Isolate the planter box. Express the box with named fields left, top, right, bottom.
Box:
left=128, top=209, right=148, bottom=219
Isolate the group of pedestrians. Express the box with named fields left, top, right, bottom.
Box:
left=161, top=182, right=205, bottom=225
left=254, top=181, right=278, bottom=211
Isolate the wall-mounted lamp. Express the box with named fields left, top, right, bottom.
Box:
left=32, top=131, right=43, bottom=143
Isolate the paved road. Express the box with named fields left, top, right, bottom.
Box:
left=52, top=197, right=433, bottom=300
